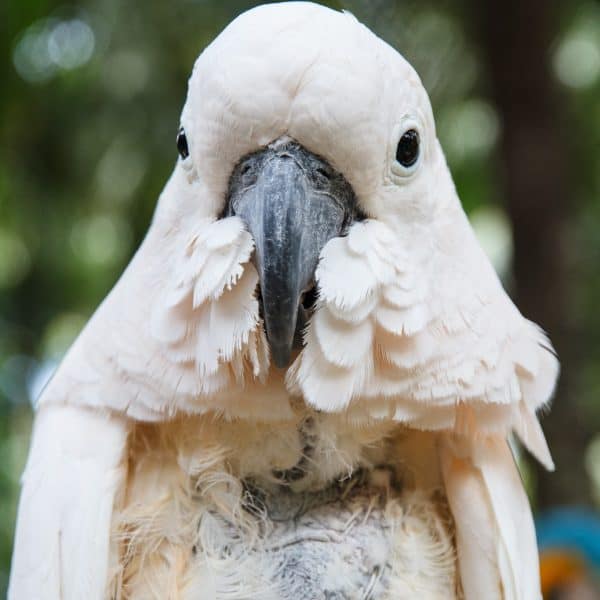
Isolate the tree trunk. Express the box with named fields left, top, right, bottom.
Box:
left=476, top=0, right=591, bottom=507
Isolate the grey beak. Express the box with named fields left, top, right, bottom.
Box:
left=225, top=139, right=359, bottom=368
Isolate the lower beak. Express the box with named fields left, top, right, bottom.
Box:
left=226, top=140, right=357, bottom=368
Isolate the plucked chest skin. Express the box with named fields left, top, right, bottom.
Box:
left=9, top=3, right=558, bottom=600
left=118, top=411, right=459, bottom=599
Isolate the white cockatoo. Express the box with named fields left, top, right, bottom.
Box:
left=9, top=3, right=558, bottom=599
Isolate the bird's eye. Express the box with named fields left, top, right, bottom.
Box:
left=176, top=127, right=189, bottom=159
left=395, top=129, right=419, bottom=168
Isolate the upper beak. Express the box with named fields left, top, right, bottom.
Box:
left=225, top=139, right=359, bottom=368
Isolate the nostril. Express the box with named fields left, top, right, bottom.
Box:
left=301, top=285, right=318, bottom=311
left=316, top=167, right=331, bottom=180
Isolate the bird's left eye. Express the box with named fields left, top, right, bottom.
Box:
left=395, top=129, right=419, bottom=168
left=176, top=127, right=189, bottom=159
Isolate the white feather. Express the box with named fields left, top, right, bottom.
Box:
left=313, top=304, right=374, bottom=368
left=9, top=405, right=128, bottom=600
left=316, top=238, right=379, bottom=311
left=439, top=433, right=542, bottom=600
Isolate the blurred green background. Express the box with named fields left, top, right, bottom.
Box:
left=1, top=0, right=599, bottom=596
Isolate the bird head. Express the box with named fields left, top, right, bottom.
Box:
left=161, top=2, right=456, bottom=369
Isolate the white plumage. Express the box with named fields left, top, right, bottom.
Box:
left=10, top=3, right=557, bottom=599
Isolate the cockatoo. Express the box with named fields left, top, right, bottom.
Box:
left=9, top=3, right=558, bottom=599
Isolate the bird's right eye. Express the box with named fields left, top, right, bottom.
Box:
left=176, top=127, right=189, bottom=159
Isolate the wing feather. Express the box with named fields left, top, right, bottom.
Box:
left=438, top=433, right=542, bottom=600
left=9, top=405, right=128, bottom=600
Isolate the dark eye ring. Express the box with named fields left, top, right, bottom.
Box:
left=176, top=127, right=189, bottom=159
left=395, top=128, right=419, bottom=168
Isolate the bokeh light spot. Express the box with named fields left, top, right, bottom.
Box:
left=95, top=138, right=147, bottom=205
left=13, top=17, right=95, bottom=83
left=0, top=230, right=31, bottom=289
left=470, top=206, right=513, bottom=278
left=27, top=361, right=58, bottom=409
left=102, top=50, right=150, bottom=99
left=438, top=99, right=500, bottom=164
left=41, top=312, right=87, bottom=361
left=47, top=19, right=95, bottom=70
left=585, top=435, right=600, bottom=506
left=554, top=32, right=600, bottom=89
left=70, top=214, right=132, bottom=266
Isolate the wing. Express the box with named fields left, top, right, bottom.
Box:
left=438, top=433, right=542, bottom=600
left=287, top=215, right=557, bottom=469
left=8, top=405, right=128, bottom=600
